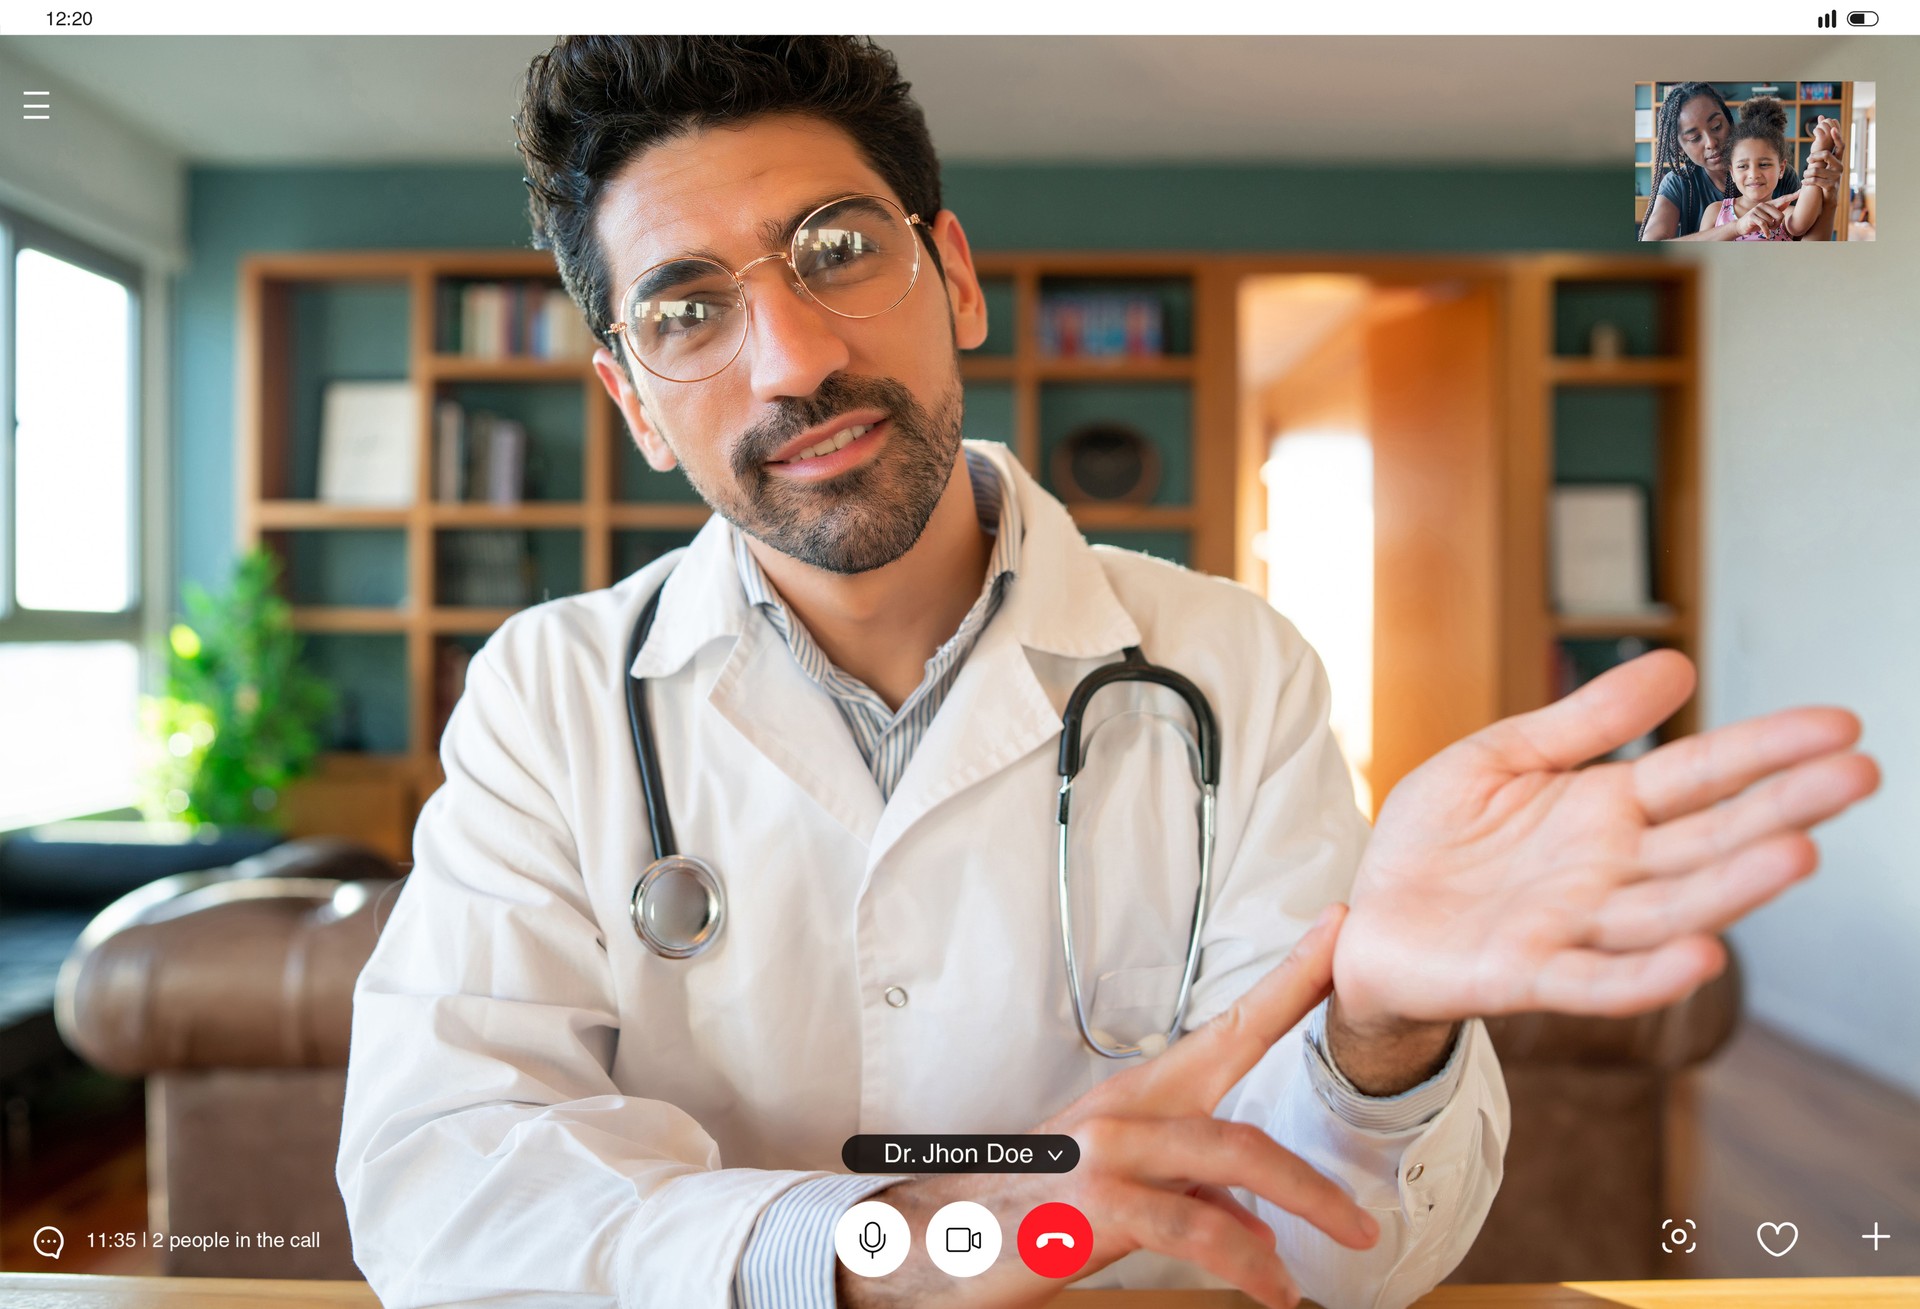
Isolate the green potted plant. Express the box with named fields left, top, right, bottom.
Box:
left=138, top=548, right=336, bottom=831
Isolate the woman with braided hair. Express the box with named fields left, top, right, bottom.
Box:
left=1698, top=97, right=1826, bottom=241
left=1638, top=81, right=1844, bottom=241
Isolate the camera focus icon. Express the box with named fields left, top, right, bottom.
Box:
left=945, top=1225, right=983, bottom=1253
left=1661, top=1217, right=1699, bottom=1253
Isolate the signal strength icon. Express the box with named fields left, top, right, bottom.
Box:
left=1817, top=8, right=1838, bottom=24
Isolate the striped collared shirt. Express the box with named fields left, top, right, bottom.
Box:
left=730, top=448, right=1022, bottom=803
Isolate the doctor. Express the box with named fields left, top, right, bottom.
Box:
left=337, top=35, right=1880, bottom=1309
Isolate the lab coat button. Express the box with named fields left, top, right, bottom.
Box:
left=1405, top=1163, right=1425, bottom=1182
left=884, top=986, right=909, bottom=1008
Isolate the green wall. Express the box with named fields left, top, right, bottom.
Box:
left=174, top=161, right=1629, bottom=602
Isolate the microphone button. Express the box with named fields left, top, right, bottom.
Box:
left=835, top=1200, right=910, bottom=1277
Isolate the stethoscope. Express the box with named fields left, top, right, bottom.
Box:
left=623, top=569, right=1222, bottom=1059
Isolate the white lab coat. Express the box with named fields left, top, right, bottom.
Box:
left=337, top=440, right=1508, bottom=1309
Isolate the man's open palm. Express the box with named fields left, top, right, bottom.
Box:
left=1335, top=650, right=1879, bottom=1026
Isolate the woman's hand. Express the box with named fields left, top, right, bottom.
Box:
left=1802, top=117, right=1847, bottom=204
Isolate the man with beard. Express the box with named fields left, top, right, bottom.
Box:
left=337, top=36, right=1879, bottom=1309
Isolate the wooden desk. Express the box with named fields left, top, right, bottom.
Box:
left=5, top=1276, right=1919, bottom=1307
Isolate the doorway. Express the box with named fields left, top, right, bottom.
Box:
left=1236, top=271, right=1503, bottom=816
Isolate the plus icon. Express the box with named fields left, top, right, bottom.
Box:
left=1863, top=1223, right=1891, bottom=1250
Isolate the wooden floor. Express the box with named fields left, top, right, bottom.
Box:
left=2, top=1018, right=1915, bottom=1280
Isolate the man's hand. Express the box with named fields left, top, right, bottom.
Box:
left=842, top=905, right=1378, bottom=1309
left=1334, top=650, right=1879, bottom=1029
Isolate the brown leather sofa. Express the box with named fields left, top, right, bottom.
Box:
left=58, top=839, right=1740, bottom=1283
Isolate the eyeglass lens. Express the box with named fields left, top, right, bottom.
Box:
left=623, top=196, right=918, bottom=382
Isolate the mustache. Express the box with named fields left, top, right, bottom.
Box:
left=731, top=374, right=916, bottom=477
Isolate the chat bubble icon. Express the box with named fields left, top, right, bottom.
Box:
left=35, top=1225, right=64, bottom=1259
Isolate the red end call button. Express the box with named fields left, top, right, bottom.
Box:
left=1017, top=1202, right=1093, bottom=1278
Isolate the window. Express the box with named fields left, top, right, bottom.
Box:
left=0, top=209, right=145, bottom=830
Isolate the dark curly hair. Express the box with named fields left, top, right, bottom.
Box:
left=515, top=36, right=945, bottom=357
left=1727, top=95, right=1791, bottom=171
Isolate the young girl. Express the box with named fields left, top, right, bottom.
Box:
left=1700, top=97, right=1825, bottom=241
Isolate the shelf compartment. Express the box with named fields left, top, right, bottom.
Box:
left=434, top=528, right=582, bottom=609
left=1551, top=278, right=1677, bottom=359
left=265, top=279, right=412, bottom=503
left=270, top=528, right=409, bottom=609
left=303, top=633, right=410, bottom=755
left=1036, top=276, right=1195, bottom=360
left=1040, top=381, right=1193, bottom=510
left=1551, top=386, right=1669, bottom=617
left=433, top=381, right=586, bottom=503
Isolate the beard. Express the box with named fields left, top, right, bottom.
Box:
left=683, top=370, right=966, bottom=576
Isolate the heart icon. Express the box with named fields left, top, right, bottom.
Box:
left=1757, top=1222, right=1799, bottom=1257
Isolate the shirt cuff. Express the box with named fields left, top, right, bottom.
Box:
left=732, top=1172, right=904, bottom=1309
left=1301, top=998, right=1468, bottom=1134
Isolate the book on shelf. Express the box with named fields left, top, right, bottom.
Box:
left=317, top=381, right=417, bottom=505
left=446, top=281, right=598, bottom=361
left=437, top=530, right=534, bottom=608
left=433, top=401, right=529, bottom=504
left=1037, top=292, right=1165, bottom=359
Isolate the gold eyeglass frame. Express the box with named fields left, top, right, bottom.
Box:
left=608, top=192, right=928, bottom=384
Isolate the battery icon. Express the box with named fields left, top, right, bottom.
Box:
left=1847, top=10, right=1878, bottom=23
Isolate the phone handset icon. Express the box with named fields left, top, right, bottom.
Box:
left=1035, top=1232, right=1074, bottom=1249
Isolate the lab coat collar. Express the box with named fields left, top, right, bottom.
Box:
left=626, top=511, right=748, bottom=681
left=626, top=440, right=1142, bottom=680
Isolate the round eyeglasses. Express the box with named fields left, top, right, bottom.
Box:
left=609, top=193, right=928, bottom=384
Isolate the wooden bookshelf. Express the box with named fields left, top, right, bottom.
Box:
left=1501, top=256, right=1701, bottom=740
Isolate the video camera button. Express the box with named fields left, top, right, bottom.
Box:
left=926, top=1200, right=1001, bottom=1277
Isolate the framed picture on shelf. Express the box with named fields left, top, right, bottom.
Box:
left=318, top=380, right=417, bottom=505
left=1550, top=483, right=1658, bottom=616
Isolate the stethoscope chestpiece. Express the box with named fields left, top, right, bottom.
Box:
left=630, top=855, right=727, bottom=959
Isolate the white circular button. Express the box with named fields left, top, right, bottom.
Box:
left=926, top=1200, right=1001, bottom=1278
left=884, top=986, right=909, bottom=1008
left=835, top=1199, right=909, bottom=1277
